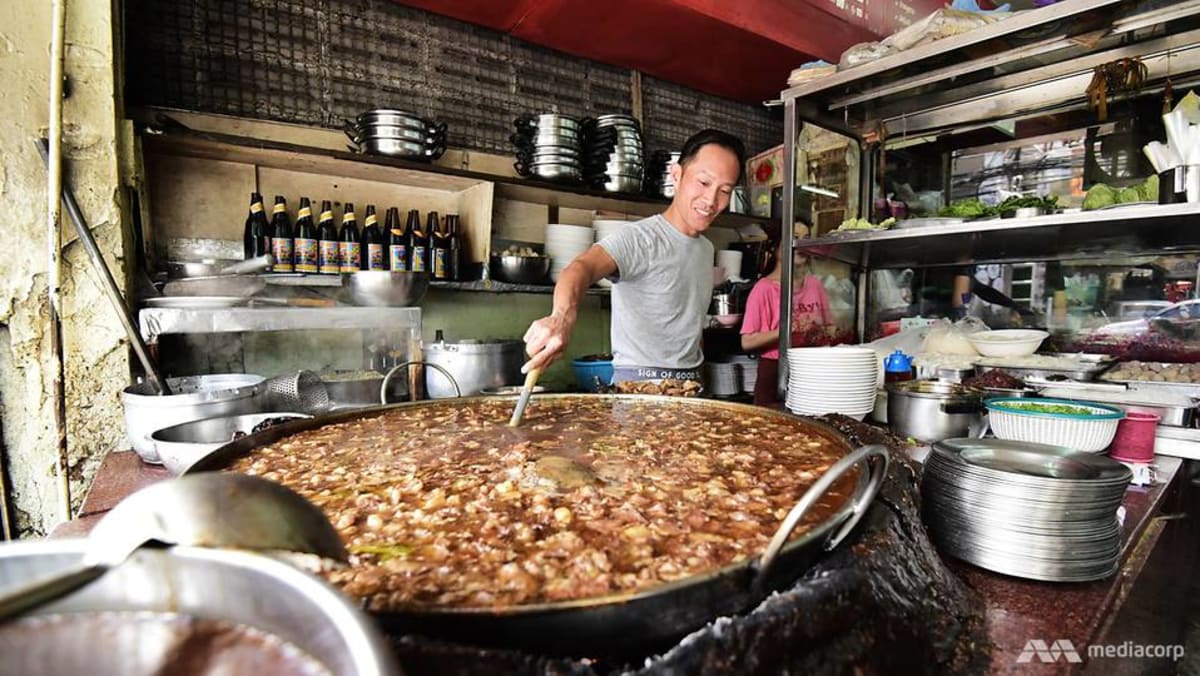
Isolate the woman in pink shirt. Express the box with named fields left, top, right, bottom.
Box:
left=740, top=236, right=834, bottom=406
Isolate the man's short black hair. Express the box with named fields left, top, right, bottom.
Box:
left=678, top=129, right=746, bottom=182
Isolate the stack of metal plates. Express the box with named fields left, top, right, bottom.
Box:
left=922, top=438, right=1132, bottom=582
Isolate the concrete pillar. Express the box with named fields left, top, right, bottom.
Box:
left=0, top=0, right=130, bottom=535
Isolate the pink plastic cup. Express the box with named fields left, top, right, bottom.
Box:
left=1108, top=410, right=1161, bottom=463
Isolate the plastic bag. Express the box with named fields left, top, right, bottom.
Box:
left=921, top=317, right=991, bottom=355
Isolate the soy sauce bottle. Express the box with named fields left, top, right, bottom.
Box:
left=293, top=197, right=318, bottom=273
left=406, top=209, right=428, bottom=273
left=242, top=192, right=270, bottom=260
left=317, top=200, right=340, bottom=274
left=269, top=195, right=293, bottom=273
left=387, top=207, right=408, bottom=271
left=431, top=213, right=450, bottom=280
left=361, top=204, right=386, bottom=271
left=445, top=213, right=463, bottom=281
left=339, top=203, right=362, bottom=272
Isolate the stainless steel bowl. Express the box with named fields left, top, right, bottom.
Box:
left=150, top=412, right=310, bottom=475
left=0, top=540, right=398, bottom=676
left=490, top=254, right=552, bottom=284
left=122, top=374, right=266, bottom=464
left=347, top=124, right=443, bottom=145
left=341, top=271, right=429, bottom=307
left=526, top=163, right=582, bottom=182
left=597, top=174, right=644, bottom=193
left=357, top=109, right=443, bottom=133
left=358, top=137, right=445, bottom=159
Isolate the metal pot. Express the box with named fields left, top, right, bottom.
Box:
left=355, top=110, right=446, bottom=135
left=422, top=338, right=525, bottom=398
left=345, top=123, right=444, bottom=145
left=121, top=374, right=265, bottom=463
left=0, top=540, right=397, bottom=675
left=356, top=138, right=445, bottom=159
left=886, top=379, right=982, bottom=443
left=184, top=395, right=888, bottom=655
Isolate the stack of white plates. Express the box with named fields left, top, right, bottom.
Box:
left=923, top=438, right=1131, bottom=582
left=731, top=354, right=758, bottom=395
left=545, top=223, right=595, bottom=281
left=785, top=347, right=879, bottom=419
left=593, top=218, right=633, bottom=243
left=706, top=361, right=742, bottom=397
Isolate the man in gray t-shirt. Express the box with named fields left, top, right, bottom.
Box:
left=522, top=129, right=745, bottom=382
left=598, top=214, right=713, bottom=379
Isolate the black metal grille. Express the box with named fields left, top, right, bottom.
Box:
left=125, top=0, right=782, bottom=156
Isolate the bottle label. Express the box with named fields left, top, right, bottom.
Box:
left=294, top=237, right=318, bottom=273
left=412, top=247, right=428, bottom=273
left=272, top=237, right=294, bottom=272
left=298, top=206, right=312, bottom=220
left=389, top=244, right=408, bottom=271
left=273, top=204, right=286, bottom=215
left=366, top=243, right=385, bottom=271
left=343, top=213, right=356, bottom=224
left=319, top=240, right=340, bottom=274
left=433, top=249, right=447, bottom=279
left=320, top=210, right=333, bottom=222
left=250, top=203, right=264, bottom=214
left=339, top=241, right=361, bottom=272
left=365, top=214, right=378, bottom=227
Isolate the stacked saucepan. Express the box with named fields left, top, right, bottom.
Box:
left=582, top=114, right=644, bottom=194
left=646, top=150, right=681, bottom=199
left=512, top=113, right=583, bottom=183
left=345, top=109, right=447, bottom=161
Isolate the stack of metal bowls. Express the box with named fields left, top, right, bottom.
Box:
left=582, top=114, right=644, bottom=194
left=345, top=109, right=447, bottom=161
left=511, top=113, right=582, bottom=184
left=923, top=437, right=1132, bottom=582
left=645, top=150, right=680, bottom=199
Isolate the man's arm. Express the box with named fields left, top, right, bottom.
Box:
left=522, top=244, right=617, bottom=373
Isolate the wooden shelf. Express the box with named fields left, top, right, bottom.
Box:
left=142, top=130, right=769, bottom=232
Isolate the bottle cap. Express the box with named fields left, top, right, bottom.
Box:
left=883, top=349, right=913, bottom=373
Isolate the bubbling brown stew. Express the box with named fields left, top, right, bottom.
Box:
left=229, top=397, right=855, bottom=609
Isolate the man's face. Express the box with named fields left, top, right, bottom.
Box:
left=668, top=144, right=740, bottom=236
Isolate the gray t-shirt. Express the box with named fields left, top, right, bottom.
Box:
left=597, top=214, right=713, bottom=370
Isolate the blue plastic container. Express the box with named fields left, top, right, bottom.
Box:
left=572, top=357, right=613, bottom=392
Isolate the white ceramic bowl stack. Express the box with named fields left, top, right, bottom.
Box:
left=545, top=223, right=595, bottom=281
left=785, top=347, right=880, bottom=420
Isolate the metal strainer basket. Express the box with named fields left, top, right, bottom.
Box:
left=262, top=370, right=331, bottom=414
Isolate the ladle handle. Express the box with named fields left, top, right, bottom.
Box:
left=753, top=444, right=889, bottom=591
left=0, top=563, right=107, bottom=622
left=35, top=138, right=170, bottom=396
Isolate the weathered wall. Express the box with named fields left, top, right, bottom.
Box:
left=0, top=0, right=129, bottom=536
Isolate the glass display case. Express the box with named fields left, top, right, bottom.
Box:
left=776, top=0, right=1200, bottom=383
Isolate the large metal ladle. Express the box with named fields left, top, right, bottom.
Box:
left=0, top=473, right=346, bottom=622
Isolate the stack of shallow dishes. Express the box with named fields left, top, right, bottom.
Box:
left=545, top=223, right=595, bottom=281
left=582, top=114, right=644, bottom=194
left=512, top=113, right=583, bottom=184
left=784, top=347, right=879, bottom=419
left=706, top=361, right=742, bottom=398
left=923, top=438, right=1132, bottom=582
left=345, top=109, right=447, bottom=161
left=645, top=151, right=680, bottom=199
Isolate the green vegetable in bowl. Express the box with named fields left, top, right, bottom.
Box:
left=1083, top=183, right=1116, bottom=210
left=938, top=198, right=990, bottom=218
left=1117, top=186, right=1143, bottom=203
left=998, top=402, right=1095, bottom=415
left=1138, top=174, right=1159, bottom=202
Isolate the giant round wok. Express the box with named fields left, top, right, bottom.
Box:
left=187, top=394, right=887, bottom=656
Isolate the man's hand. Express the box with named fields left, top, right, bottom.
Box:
left=523, top=309, right=576, bottom=373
